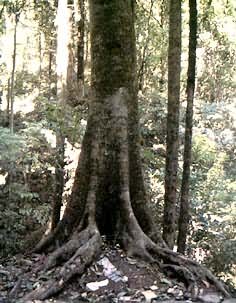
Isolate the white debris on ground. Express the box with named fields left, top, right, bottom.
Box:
left=86, top=279, right=109, bottom=291
left=97, top=256, right=128, bottom=283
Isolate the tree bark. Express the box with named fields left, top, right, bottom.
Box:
left=177, top=0, right=197, bottom=254
left=163, top=0, right=181, bottom=249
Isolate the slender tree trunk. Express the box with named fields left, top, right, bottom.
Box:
left=159, top=0, right=168, bottom=92
left=6, top=78, right=11, bottom=123
left=48, top=39, right=53, bottom=98
left=66, top=3, right=79, bottom=105
left=76, top=0, right=85, bottom=87
left=51, top=0, right=69, bottom=230
left=10, top=14, right=18, bottom=134
left=38, top=32, right=42, bottom=92
left=163, top=0, right=181, bottom=249
left=177, top=0, right=197, bottom=254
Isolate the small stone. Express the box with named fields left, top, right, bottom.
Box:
left=150, top=285, right=158, bottom=291
left=141, top=290, right=157, bottom=303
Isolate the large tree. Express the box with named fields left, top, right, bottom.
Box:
left=24, top=0, right=229, bottom=300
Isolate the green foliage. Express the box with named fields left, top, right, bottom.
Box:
left=37, top=96, right=87, bottom=145
left=14, top=70, right=39, bottom=96
left=0, top=125, right=53, bottom=256
left=0, top=192, right=51, bottom=256
left=0, top=127, right=24, bottom=170
left=139, top=91, right=167, bottom=223
left=4, top=0, right=27, bottom=15
left=192, top=134, right=216, bottom=166
left=189, top=134, right=236, bottom=282
left=136, top=1, right=168, bottom=91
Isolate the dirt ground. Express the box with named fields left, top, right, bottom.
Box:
left=0, top=244, right=235, bottom=303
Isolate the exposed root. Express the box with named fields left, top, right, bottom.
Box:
left=24, top=226, right=101, bottom=301
left=44, top=226, right=96, bottom=270
left=124, top=231, right=230, bottom=298
left=24, top=225, right=230, bottom=301
left=33, top=223, right=62, bottom=253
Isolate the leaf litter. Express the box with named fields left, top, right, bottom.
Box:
left=0, top=245, right=235, bottom=303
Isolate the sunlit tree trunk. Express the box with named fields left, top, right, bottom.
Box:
left=38, top=32, right=42, bottom=92
left=48, top=39, right=53, bottom=97
left=6, top=78, right=11, bottom=124
left=163, top=0, right=181, bottom=249
left=177, top=0, right=197, bottom=254
left=10, top=14, right=19, bottom=134
left=51, top=0, right=70, bottom=230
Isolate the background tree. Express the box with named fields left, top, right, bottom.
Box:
left=74, top=0, right=85, bottom=88
left=177, top=0, right=197, bottom=254
left=8, top=0, right=26, bottom=133
left=51, top=0, right=69, bottom=230
left=163, top=0, right=182, bottom=249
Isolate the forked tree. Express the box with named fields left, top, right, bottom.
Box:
left=25, top=0, right=229, bottom=300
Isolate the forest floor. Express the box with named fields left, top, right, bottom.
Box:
left=0, top=244, right=235, bottom=303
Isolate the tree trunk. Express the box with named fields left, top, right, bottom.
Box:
left=51, top=0, right=69, bottom=230
left=24, top=1, right=229, bottom=300
left=159, top=0, right=168, bottom=92
left=10, top=14, right=18, bottom=134
left=38, top=31, right=42, bottom=92
left=177, top=0, right=197, bottom=254
left=48, top=38, right=53, bottom=97
left=76, top=0, right=85, bottom=86
left=6, top=78, right=10, bottom=124
left=163, top=0, right=182, bottom=249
